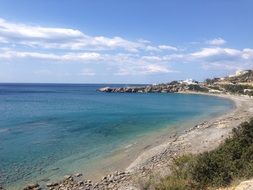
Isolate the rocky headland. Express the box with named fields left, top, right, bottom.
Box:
left=98, top=69, right=253, bottom=96
left=97, top=81, right=206, bottom=94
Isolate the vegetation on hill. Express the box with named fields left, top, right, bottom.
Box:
left=221, top=84, right=253, bottom=96
left=155, top=118, right=253, bottom=190
left=206, top=70, right=253, bottom=84
left=226, top=70, right=253, bottom=83
left=204, top=70, right=253, bottom=96
left=187, top=84, right=209, bottom=92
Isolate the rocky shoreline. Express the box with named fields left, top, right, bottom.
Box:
left=97, top=85, right=181, bottom=93
left=97, top=82, right=207, bottom=94
left=22, top=171, right=130, bottom=190
left=17, top=93, right=253, bottom=190
left=97, top=70, right=253, bottom=96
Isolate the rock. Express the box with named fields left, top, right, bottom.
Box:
left=77, top=181, right=84, bottom=185
left=46, top=182, right=58, bottom=187
left=23, top=183, right=39, bottom=190
left=63, top=175, right=72, bottom=180
left=98, top=87, right=111, bottom=92
left=108, top=176, right=114, bottom=182
left=74, top=173, right=82, bottom=177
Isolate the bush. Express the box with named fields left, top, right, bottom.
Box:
left=221, top=84, right=253, bottom=95
left=155, top=118, right=253, bottom=190
left=187, top=84, right=209, bottom=92
left=155, top=155, right=197, bottom=190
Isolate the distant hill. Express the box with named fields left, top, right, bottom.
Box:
left=205, top=70, right=253, bottom=85
left=205, top=69, right=253, bottom=96
left=99, top=69, right=253, bottom=96
left=224, top=70, right=253, bottom=83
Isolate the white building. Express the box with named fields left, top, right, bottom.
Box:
left=182, top=79, right=198, bottom=85
left=229, top=70, right=250, bottom=77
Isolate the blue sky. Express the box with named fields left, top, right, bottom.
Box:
left=0, top=0, right=252, bottom=83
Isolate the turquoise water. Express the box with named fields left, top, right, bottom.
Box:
left=0, top=84, right=234, bottom=189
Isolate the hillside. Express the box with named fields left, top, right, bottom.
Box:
left=98, top=69, right=253, bottom=96
left=225, top=70, right=253, bottom=83
left=206, top=70, right=253, bottom=96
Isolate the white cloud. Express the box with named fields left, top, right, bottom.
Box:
left=242, top=48, right=253, bottom=60
left=201, top=60, right=250, bottom=71
left=158, top=45, right=178, bottom=51
left=190, top=48, right=253, bottom=71
left=0, top=18, right=176, bottom=52
left=0, top=17, right=252, bottom=77
left=191, top=47, right=241, bottom=59
left=0, top=50, right=102, bottom=62
left=0, top=18, right=84, bottom=39
left=141, top=64, right=171, bottom=74
left=207, top=38, right=226, bottom=46
left=141, top=56, right=163, bottom=62
left=115, top=64, right=174, bottom=75
left=145, top=45, right=160, bottom=52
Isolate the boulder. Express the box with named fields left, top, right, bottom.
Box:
left=23, top=183, right=39, bottom=190
left=46, top=182, right=58, bottom=187
left=74, top=173, right=82, bottom=177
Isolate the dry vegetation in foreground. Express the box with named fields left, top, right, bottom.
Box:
left=141, top=118, right=253, bottom=190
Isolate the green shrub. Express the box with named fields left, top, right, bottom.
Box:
left=221, top=84, right=253, bottom=95
left=155, top=176, right=193, bottom=190
left=155, top=155, right=197, bottom=190
left=155, top=118, right=253, bottom=190
left=187, top=84, right=209, bottom=92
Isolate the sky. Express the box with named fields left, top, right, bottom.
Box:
left=0, top=0, right=252, bottom=84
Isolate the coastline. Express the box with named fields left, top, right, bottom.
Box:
left=115, top=93, right=253, bottom=189
left=14, top=93, right=253, bottom=190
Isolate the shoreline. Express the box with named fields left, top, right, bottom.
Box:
left=116, top=93, right=253, bottom=189
left=10, top=93, right=253, bottom=190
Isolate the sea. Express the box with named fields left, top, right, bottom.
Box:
left=0, top=83, right=234, bottom=189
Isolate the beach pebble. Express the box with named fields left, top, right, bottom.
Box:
left=23, top=183, right=39, bottom=190
left=77, top=181, right=84, bottom=185
left=64, top=175, right=71, bottom=179
left=46, top=182, right=58, bottom=187
left=74, top=173, right=82, bottom=177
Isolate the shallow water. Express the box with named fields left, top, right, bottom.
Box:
left=0, top=83, right=234, bottom=189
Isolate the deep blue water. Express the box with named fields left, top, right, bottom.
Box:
left=0, top=84, right=234, bottom=188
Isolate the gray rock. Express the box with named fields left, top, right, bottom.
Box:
left=74, top=173, right=82, bottom=177
left=23, top=183, right=39, bottom=190
left=46, top=182, right=58, bottom=187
